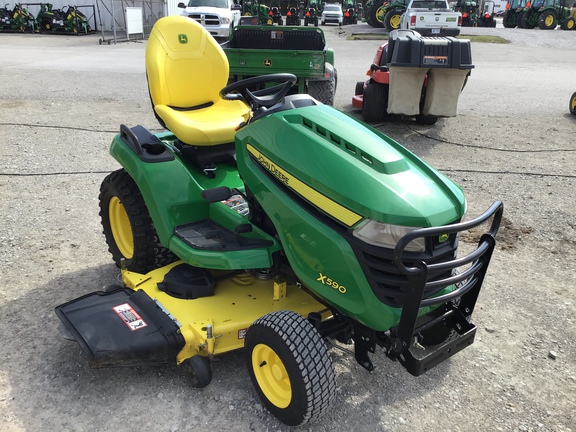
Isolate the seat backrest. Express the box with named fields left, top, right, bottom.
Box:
left=146, top=16, right=229, bottom=110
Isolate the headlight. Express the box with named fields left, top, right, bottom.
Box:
left=352, top=219, right=426, bottom=252
left=221, top=17, right=230, bottom=24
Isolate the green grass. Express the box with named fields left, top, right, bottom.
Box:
left=347, top=33, right=509, bottom=44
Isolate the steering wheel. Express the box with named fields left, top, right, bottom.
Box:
left=220, top=73, right=297, bottom=110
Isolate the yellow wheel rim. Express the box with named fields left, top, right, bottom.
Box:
left=109, top=196, right=134, bottom=259
left=571, top=96, right=576, bottom=111
left=375, top=6, right=384, bottom=23
left=252, top=344, right=292, bottom=408
left=389, top=13, right=401, bottom=28
left=545, top=15, right=554, bottom=26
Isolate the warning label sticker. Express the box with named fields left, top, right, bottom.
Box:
left=423, top=55, right=448, bottom=66
left=113, top=303, right=148, bottom=331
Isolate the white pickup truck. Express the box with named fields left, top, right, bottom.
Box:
left=400, top=0, right=462, bottom=37
left=178, top=0, right=241, bottom=39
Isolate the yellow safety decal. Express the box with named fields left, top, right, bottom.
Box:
left=247, top=144, right=363, bottom=227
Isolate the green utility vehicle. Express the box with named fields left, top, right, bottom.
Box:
left=517, top=0, right=575, bottom=29
left=223, top=25, right=337, bottom=105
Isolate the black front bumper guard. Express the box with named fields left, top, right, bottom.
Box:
left=386, top=200, right=504, bottom=376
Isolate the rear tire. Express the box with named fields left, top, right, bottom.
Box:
left=570, top=91, right=576, bottom=116
left=538, top=10, right=556, bottom=30
left=384, top=8, right=402, bottom=31
left=362, top=82, right=388, bottom=122
left=244, top=310, right=336, bottom=426
left=99, top=169, right=176, bottom=273
left=307, top=75, right=336, bottom=105
left=520, top=11, right=536, bottom=28
left=367, top=0, right=385, bottom=28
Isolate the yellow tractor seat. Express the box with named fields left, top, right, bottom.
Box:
left=146, top=16, right=250, bottom=146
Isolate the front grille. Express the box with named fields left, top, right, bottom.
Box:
left=188, top=13, right=221, bottom=26
left=348, top=231, right=459, bottom=308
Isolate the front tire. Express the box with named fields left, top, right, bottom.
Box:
left=560, top=16, right=575, bottom=30
left=244, top=310, right=336, bottom=426
left=570, top=91, right=576, bottom=116
left=184, top=355, right=212, bottom=388
left=99, top=169, right=176, bottom=273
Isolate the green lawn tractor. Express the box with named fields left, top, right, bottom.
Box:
left=0, top=3, right=37, bottom=32
left=517, top=0, right=575, bottom=29
left=55, top=16, right=503, bottom=427
left=37, top=4, right=91, bottom=34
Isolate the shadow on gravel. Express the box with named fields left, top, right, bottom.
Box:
left=0, top=263, right=455, bottom=431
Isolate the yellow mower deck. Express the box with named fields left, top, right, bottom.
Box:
left=122, top=262, right=328, bottom=364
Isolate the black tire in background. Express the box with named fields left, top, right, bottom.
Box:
left=362, top=82, right=388, bottom=122
left=99, top=169, right=177, bottom=274
left=384, top=8, right=403, bottom=31
left=415, top=113, right=439, bottom=125
left=538, top=10, right=557, bottom=30
left=307, top=73, right=337, bottom=106
left=570, top=91, right=576, bottom=116
left=366, top=0, right=385, bottom=28
left=560, top=16, right=575, bottom=30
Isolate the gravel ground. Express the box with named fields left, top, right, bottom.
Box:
left=1, top=22, right=575, bottom=432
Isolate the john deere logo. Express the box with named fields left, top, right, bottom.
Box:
left=264, top=59, right=272, bottom=67
left=439, top=233, right=449, bottom=242
left=178, top=34, right=188, bottom=44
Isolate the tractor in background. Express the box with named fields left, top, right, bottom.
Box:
left=37, top=4, right=91, bottom=33
left=453, top=0, right=480, bottom=26
left=517, top=0, right=575, bottom=29
left=343, top=2, right=358, bottom=24
left=0, top=3, right=37, bottom=32
left=502, top=0, right=527, bottom=26
left=304, top=4, right=319, bottom=25
left=478, top=0, right=497, bottom=25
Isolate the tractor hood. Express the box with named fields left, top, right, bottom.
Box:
left=235, top=104, right=466, bottom=228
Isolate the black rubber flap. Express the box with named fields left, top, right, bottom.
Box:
left=55, top=288, right=185, bottom=368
